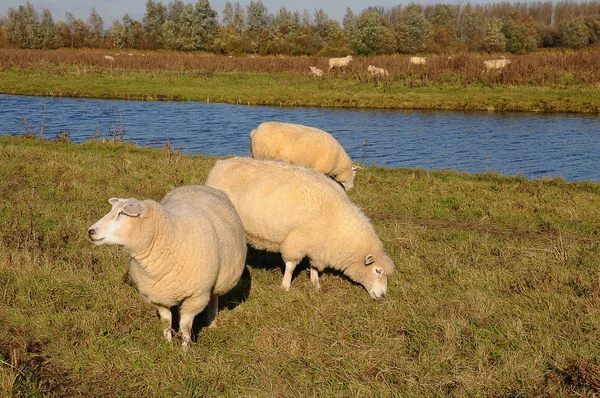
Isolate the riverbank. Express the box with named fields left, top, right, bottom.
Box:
left=1, top=69, right=598, bottom=113
left=1, top=135, right=599, bottom=395
left=1, top=49, right=599, bottom=113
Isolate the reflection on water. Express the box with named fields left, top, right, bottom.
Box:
left=1, top=94, right=599, bottom=182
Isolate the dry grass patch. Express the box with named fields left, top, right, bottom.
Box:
left=0, top=135, right=599, bottom=396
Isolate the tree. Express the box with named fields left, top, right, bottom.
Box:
left=427, top=4, right=457, bottom=51
left=39, top=9, right=57, bottom=49
left=245, top=0, right=270, bottom=53
left=5, top=2, right=41, bottom=49
left=562, top=18, right=589, bottom=49
left=88, top=7, right=104, bottom=47
left=460, top=7, right=486, bottom=51
left=246, top=0, right=270, bottom=31
left=194, top=0, right=219, bottom=50
left=65, top=11, right=76, bottom=47
left=395, top=4, right=433, bottom=53
left=108, top=20, right=127, bottom=48
left=350, top=10, right=396, bottom=55
left=502, top=12, right=537, bottom=54
left=481, top=17, right=506, bottom=52
left=143, top=0, right=166, bottom=49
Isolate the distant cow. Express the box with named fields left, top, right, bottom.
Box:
left=103, top=55, right=115, bottom=62
left=409, top=56, right=426, bottom=65
left=483, top=58, right=511, bottom=72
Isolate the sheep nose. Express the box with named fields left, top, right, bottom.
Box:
left=88, top=228, right=96, bottom=238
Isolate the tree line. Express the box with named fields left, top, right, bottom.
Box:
left=2, top=0, right=600, bottom=55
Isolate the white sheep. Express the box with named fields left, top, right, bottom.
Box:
left=103, top=55, right=115, bottom=61
left=88, top=185, right=247, bottom=350
left=205, top=157, right=394, bottom=299
left=309, top=66, right=324, bottom=78
left=483, top=58, right=511, bottom=72
left=409, top=56, right=426, bottom=65
left=249, top=121, right=357, bottom=190
left=328, top=55, right=353, bottom=70
left=368, top=65, right=389, bottom=76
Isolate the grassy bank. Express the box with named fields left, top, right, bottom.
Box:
left=1, top=135, right=599, bottom=396
left=1, top=49, right=599, bottom=113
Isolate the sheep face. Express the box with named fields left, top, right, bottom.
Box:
left=88, top=198, right=150, bottom=249
left=340, top=167, right=357, bottom=190
left=359, top=254, right=394, bottom=300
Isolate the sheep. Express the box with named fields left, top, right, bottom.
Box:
left=409, top=56, right=426, bottom=65
left=87, top=185, right=247, bottom=350
left=309, top=66, right=324, bottom=78
left=483, top=58, right=511, bottom=72
left=103, top=55, right=115, bottom=61
left=249, top=121, right=357, bottom=190
left=367, top=65, right=389, bottom=76
left=328, top=55, right=353, bottom=70
left=205, top=157, right=395, bottom=299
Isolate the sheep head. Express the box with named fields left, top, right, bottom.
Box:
left=358, top=253, right=395, bottom=300
left=88, top=198, right=155, bottom=253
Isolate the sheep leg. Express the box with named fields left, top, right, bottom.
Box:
left=179, top=295, right=211, bottom=351
left=205, top=295, right=218, bottom=329
left=281, top=260, right=298, bottom=291
left=310, top=267, right=321, bottom=290
left=155, top=305, right=174, bottom=341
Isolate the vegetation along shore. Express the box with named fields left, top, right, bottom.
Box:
left=1, top=48, right=599, bottom=113
left=1, top=135, right=599, bottom=395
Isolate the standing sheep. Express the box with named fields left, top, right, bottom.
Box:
left=409, top=56, right=426, bottom=65
left=483, top=58, right=511, bottom=72
left=250, top=121, right=357, bottom=190
left=328, top=55, right=353, bottom=70
left=88, top=185, right=247, bottom=350
left=205, top=158, right=394, bottom=299
left=309, top=66, right=324, bottom=78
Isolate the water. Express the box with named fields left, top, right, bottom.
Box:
left=1, top=94, right=599, bottom=182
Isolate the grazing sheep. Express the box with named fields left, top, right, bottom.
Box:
left=368, top=65, right=389, bottom=76
left=103, top=55, right=115, bottom=61
left=88, top=185, right=247, bottom=350
left=328, top=55, right=353, bottom=70
left=483, top=58, right=511, bottom=72
left=205, top=158, right=394, bottom=299
left=309, top=66, right=324, bottom=78
left=250, top=121, right=357, bottom=190
left=409, top=56, right=426, bottom=65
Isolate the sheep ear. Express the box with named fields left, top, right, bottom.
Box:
left=108, top=197, right=120, bottom=205
left=122, top=201, right=146, bottom=217
left=365, top=254, right=375, bottom=265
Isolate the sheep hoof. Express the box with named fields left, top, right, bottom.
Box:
left=163, top=327, right=175, bottom=341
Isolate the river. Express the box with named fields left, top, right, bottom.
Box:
left=1, top=94, right=598, bottom=182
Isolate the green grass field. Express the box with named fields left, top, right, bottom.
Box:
left=1, top=135, right=599, bottom=396
left=1, top=49, right=600, bottom=113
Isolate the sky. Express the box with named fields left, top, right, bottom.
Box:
left=0, top=0, right=430, bottom=25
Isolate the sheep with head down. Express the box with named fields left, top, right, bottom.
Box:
left=205, top=157, right=394, bottom=299
left=250, top=121, right=358, bottom=191
left=88, top=185, right=247, bottom=350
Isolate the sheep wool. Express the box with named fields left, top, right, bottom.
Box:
left=250, top=121, right=357, bottom=190
left=88, top=185, right=247, bottom=350
left=205, top=157, right=394, bottom=299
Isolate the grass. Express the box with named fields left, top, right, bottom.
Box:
left=1, top=135, right=599, bottom=396
left=0, top=49, right=599, bottom=113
